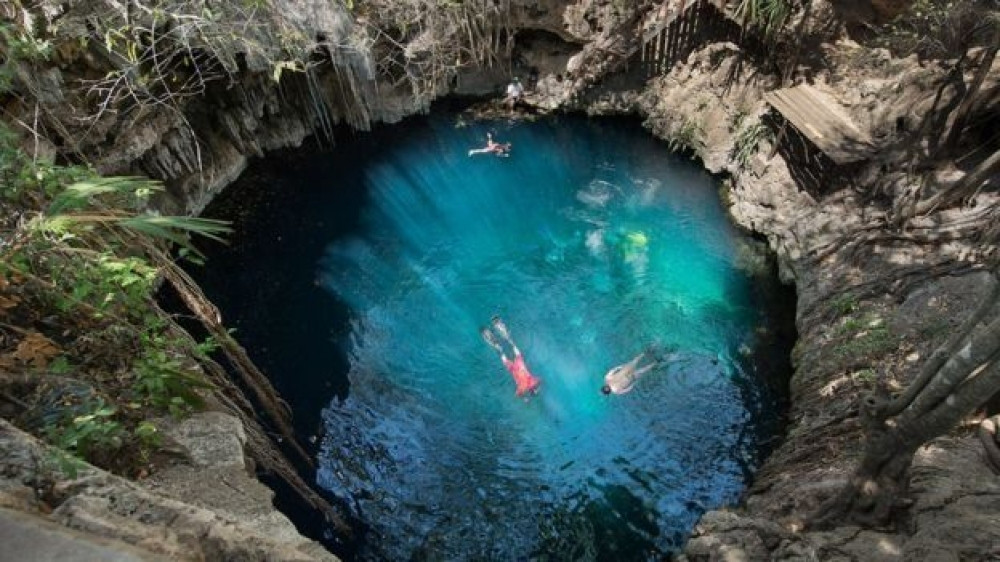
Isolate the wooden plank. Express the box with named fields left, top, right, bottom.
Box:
left=764, top=85, right=873, bottom=165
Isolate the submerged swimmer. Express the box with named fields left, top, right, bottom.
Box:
left=468, top=132, right=511, bottom=157
left=481, top=316, right=540, bottom=398
left=602, top=345, right=677, bottom=395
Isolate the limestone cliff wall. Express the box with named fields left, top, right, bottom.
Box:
left=10, top=0, right=626, bottom=215
left=0, top=414, right=338, bottom=561
left=626, top=35, right=1000, bottom=562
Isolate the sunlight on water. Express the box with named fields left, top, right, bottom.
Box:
left=307, top=115, right=783, bottom=560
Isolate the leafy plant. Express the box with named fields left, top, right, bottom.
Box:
left=834, top=317, right=897, bottom=359
left=40, top=176, right=230, bottom=257
left=1, top=149, right=227, bottom=474
left=731, top=120, right=772, bottom=170
left=733, top=0, right=794, bottom=40
left=44, top=399, right=124, bottom=468
left=854, top=369, right=878, bottom=385
left=133, top=326, right=212, bottom=417
left=667, top=118, right=705, bottom=155
left=0, top=6, right=241, bottom=479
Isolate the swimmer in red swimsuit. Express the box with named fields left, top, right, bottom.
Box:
left=481, top=316, right=540, bottom=397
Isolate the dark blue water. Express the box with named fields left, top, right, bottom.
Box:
left=192, top=112, right=792, bottom=561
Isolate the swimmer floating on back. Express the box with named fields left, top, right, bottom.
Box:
left=468, top=132, right=511, bottom=157
left=481, top=316, right=540, bottom=398
left=602, top=345, right=678, bottom=395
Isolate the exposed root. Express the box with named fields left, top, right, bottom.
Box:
left=978, top=415, right=1000, bottom=473
left=155, top=302, right=353, bottom=538
left=156, top=257, right=312, bottom=468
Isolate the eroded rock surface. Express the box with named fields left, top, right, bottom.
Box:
left=620, top=30, right=1000, bottom=562
left=0, top=417, right=336, bottom=561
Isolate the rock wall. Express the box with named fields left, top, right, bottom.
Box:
left=12, top=0, right=629, bottom=215
left=625, top=32, right=1000, bottom=562
left=0, top=415, right=337, bottom=561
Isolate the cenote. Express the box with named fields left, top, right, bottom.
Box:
left=191, top=109, right=795, bottom=561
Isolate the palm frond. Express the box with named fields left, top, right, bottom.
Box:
left=118, top=215, right=231, bottom=243
left=49, top=176, right=162, bottom=215
left=734, top=0, right=793, bottom=37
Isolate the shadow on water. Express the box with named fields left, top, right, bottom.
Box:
left=190, top=107, right=796, bottom=561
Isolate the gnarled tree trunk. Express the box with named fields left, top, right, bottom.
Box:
left=915, top=147, right=1000, bottom=215
left=943, top=42, right=998, bottom=152
left=815, top=276, right=1000, bottom=527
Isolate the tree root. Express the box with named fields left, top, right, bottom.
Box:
left=157, top=259, right=312, bottom=468
left=978, top=415, right=1000, bottom=473
left=804, top=260, right=985, bottom=324
left=148, top=253, right=353, bottom=537
left=158, top=304, right=353, bottom=538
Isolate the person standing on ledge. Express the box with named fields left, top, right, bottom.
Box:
left=482, top=316, right=540, bottom=398
left=504, top=77, right=525, bottom=114
left=602, top=346, right=677, bottom=395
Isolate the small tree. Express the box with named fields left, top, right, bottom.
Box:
left=816, top=277, right=1000, bottom=526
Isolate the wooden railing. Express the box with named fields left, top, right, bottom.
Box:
left=637, top=0, right=736, bottom=78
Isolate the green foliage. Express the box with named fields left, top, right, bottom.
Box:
left=44, top=399, right=124, bottom=468
left=0, top=23, right=53, bottom=62
left=134, top=421, right=161, bottom=450
left=194, top=333, right=226, bottom=358
left=0, top=22, right=52, bottom=108
left=829, top=294, right=859, bottom=317
left=734, top=0, right=794, bottom=40
left=666, top=118, right=705, bottom=156
left=0, top=123, right=94, bottom=204
left=731, top=119, right=772, bottom=170
left=833, top=314, right=897, bottom=359
left=1, top=134, right=226, bottom=477
left=0, top=6, right=238, bottom=477
left=854, top=369, right=878, bottom=385
left=46, top=176, right=158, bottom=214
left=133, top=324, right=212, bottom=417
left=39, top=176, right=231, bottom=258
left=835, top=325, right=897, bottom=358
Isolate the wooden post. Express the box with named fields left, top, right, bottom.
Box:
left=769, top=115, right=788, bottom=160
left=658, top=27, right=668, bottom=74
left=681, top=1, right=695, bottom=60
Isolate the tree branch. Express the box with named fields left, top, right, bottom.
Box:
left=879, top=279, right=1000, bottom=418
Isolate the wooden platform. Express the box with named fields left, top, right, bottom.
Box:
left=764, top=85, right=874, bottom=165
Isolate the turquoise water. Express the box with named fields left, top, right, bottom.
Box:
left=192, top=112, right=791, bottom=561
